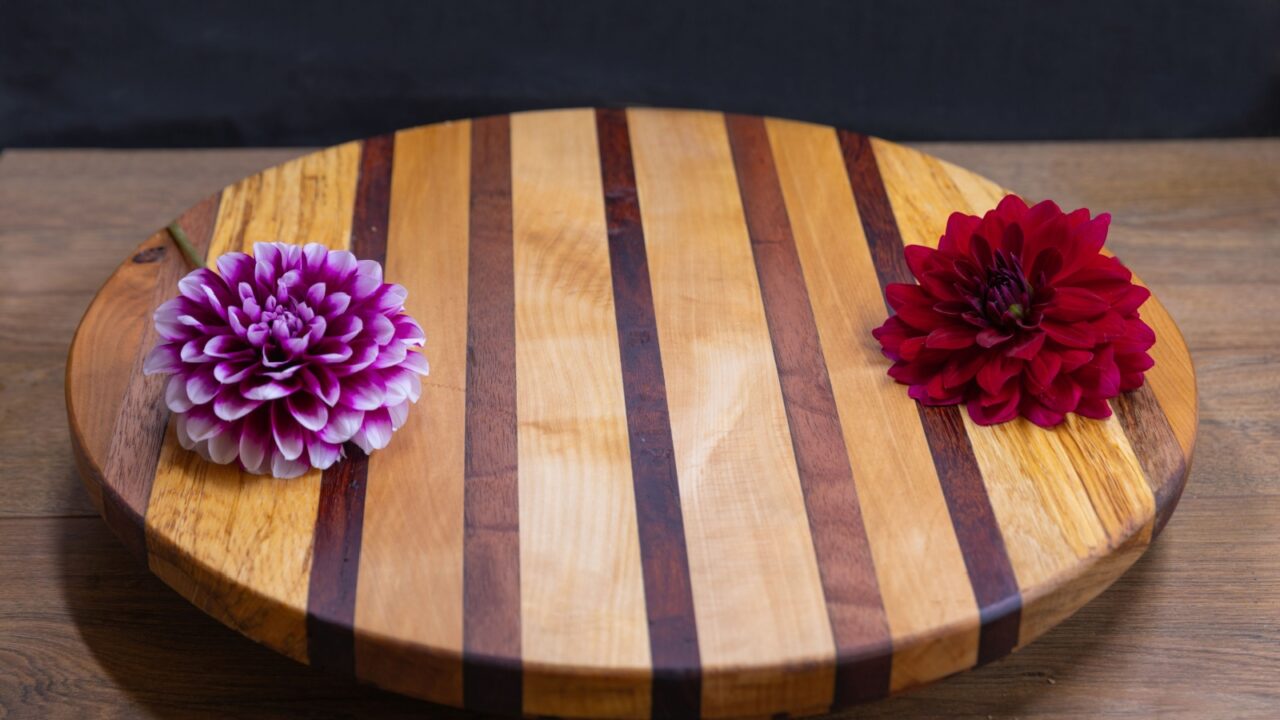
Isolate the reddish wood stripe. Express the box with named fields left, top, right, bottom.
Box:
left=101, top=193, right=221, bottom=561
left=1112, top=384, right=1187, bottom=537
left=726, top=115, right=892, bottom=704
left=596, top=108, right=702, bottom=718
left=838, top=130, right=1021, bottom=665
left=306, top=445, right=370, bottom=673
left=305, top=135, right=393, bottom=673
left=462, top=115, right=522, bottom=715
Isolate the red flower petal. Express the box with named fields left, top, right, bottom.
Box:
left=1045, top=287, right=1110, bottom=322
left=1042, top=320, right=1097, bottom=348
left=926, top=325, right=977, bottom=349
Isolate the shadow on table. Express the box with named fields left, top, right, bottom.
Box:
left=56, top=463, right=1159, bottom=719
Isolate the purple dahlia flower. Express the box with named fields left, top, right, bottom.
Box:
left=143, top=242, right=428, bottom=478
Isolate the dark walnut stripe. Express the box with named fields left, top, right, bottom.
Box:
left=101, top=192, right=221, bottom=562
left=462, top=114, right=522, bottom=716
left=1111, top=384, right=1187, bottom=537
left=725, top=114, right=892, bottom=704
left=596, top=108, right=702, bottom=719
left=307, top=445, right=370, bottom=673
left=306, top=135, right=393, bottom=673
left=838, top=130, right=1022, bottom=665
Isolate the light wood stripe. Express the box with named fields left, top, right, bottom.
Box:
left=872, top=138, right=1157, bottom=645
left=510, top=109, right=652, bottom=719
left=306, top=134, right=394, bottom=675
left=765, top=118, right=979, bottom=692
left=354, top=122, right=470, bottom=705
left=726, top=114, right=892, bottom=707
left=628, top=109, right=834, bottom=718
left=596, top=108, right=702, bottom=718
left=462, top=115, right=523, bottom=715
left=145, top=140, right=362, bottom=661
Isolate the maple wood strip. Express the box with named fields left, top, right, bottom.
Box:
left=596, top=107, right=702, bottom=718
left=629, top=108, right=835, bottom=718
left=461, top=114, right=522, bottom=716
left=68, top=194, right=222, bottom=559
left=726, top=114, right=891, bottom=706
left=355, top=122, right=470, bottom=705
left=145, top=140, right=362, bottom=662
left=510, top=109, right=651, bottom=719
left=305, top=135, right=393, bottom=675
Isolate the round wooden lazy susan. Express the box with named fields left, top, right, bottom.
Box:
left=66, top=109, right=1196, bottom=719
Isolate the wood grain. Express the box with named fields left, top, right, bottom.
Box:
left=55, top=111, right=1202, bottom=719
left=765, top=118, right=980, bottom=691
left=145, top=140, right=362, bottom=661
left=461, top=115, right=522, bottom=716
left=306, top=134, right=394, bottom=674
left=596, top=108, right=702, bottom=719
left=726, top=114, right=891, bottom=706
left=511, top=109, right=651, bottom=719
left=628, top=109, right=836, bottom=717
left=870, top=137, right=1160, bottom=647
left=12, top=138, right=1273, bottom=719
left=355, top=121, right=470, bottom=706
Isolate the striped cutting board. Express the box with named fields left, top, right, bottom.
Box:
left=66, top=109, right=1195, bottom=719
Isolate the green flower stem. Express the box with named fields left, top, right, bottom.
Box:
left=167, top=221, right=205, bottom=269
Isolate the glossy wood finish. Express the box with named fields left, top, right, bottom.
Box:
left=60, top=110, right=1196, bottom=719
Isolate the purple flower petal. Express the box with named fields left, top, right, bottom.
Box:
left=286, top=392, right=329, bottom=432
left=186, top=367, right=219, bottom=405
left=351, top=259, right=383, bottom=299
left=320, top=291, right=351, bottom=318
left=271, top=451, right=309, bottom=479
left=306, top=437, right=342, bottom=470
left=213, top=386, right=262, bottom=422
left=165, top=375, right=194, bottom=413
left=372, top=284, right=408, bottom=313
left=154, top=298, right=193, bottom=341
left=324, top=250, right=358, bottom=285
left=300, top=365, right=340, bottom=407
left=238, top=409, right=271, bottom=474
left=271, top=403, right=305, bottom=461
left=208, top=425, right=241, bottom=464
left=184, top=406, right=222, bottom=442
left=214, top=359, right=256, bottom=384
left=352, top=408, right=392, bottom=453
left=148, top=241, right=428, bottom=477
left=388, top=400, right=410, bottom=430
left=318, top=405, right=363, bottom=444
left=340, top=373, right=386, bottom=411
left=368, top=313, right=395, bottom=346
left=371, top=340, right=407, bottom=369
left=241, top=376, right=299, bottom=401
left=204, top=334, right=249, bottom=359
left=393, top=315, right=426, bottom=346
left=400, top=351, right=429, bottom=375
left=216, top=252, right=255, bottom=286
left=330, top=314, right=363, bottom=343
left=143, top=343, right=182, bottom=375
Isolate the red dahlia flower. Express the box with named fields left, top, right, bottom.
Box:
left=871, top=195, right=1155, bottom=427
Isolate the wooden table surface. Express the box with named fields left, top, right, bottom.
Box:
left=1, top=139, right=1276, bottom=719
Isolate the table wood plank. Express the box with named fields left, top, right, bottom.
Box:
left=1, top=140, right=1277, bottom=719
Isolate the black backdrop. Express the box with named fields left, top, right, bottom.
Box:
left=2, top=0, right=1277, bottom=147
